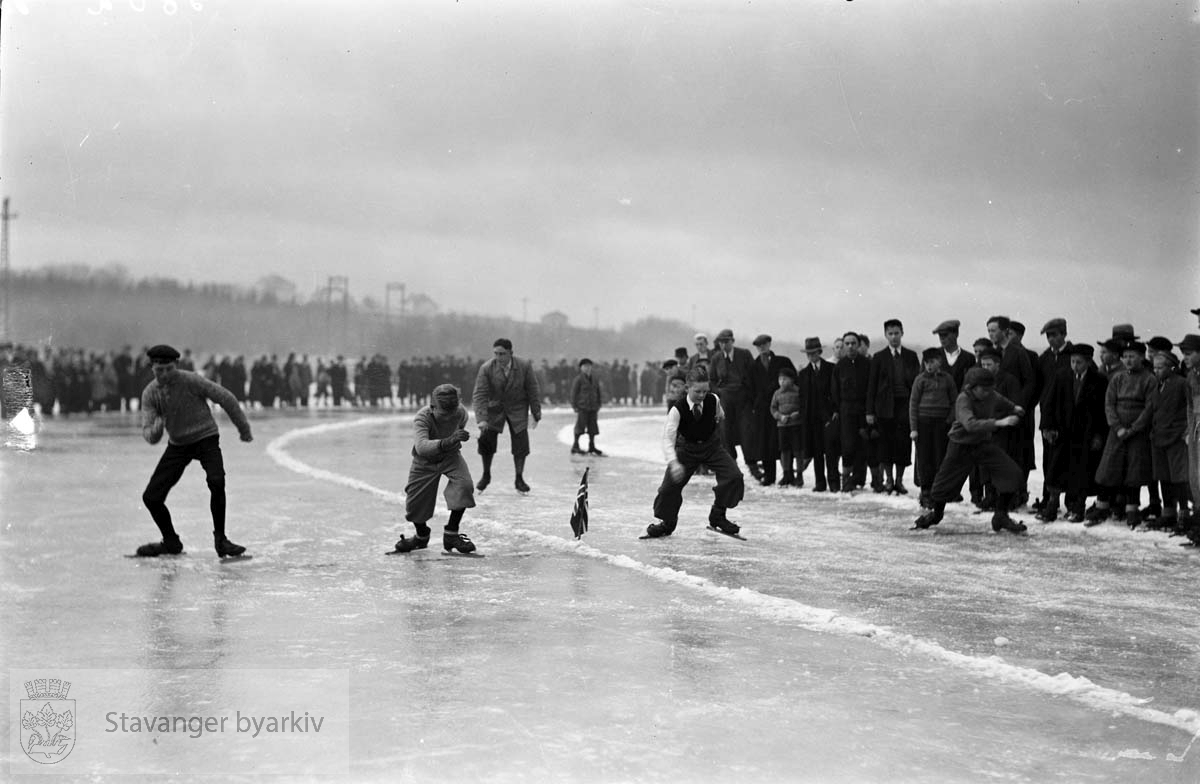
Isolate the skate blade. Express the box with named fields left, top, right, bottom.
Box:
left=385, top=550, right=484, bottom=558
left=124, top=553, right=186, bottom=559
left=217, top=554, right=254, bottom=562
left=706, top=525, right=747, bottom=541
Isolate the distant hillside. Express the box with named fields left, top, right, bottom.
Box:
left=9, top=268, right=788, bottom=361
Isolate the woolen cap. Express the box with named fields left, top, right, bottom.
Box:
left=432, top=384, right=459, bottom=406
left=964, top=367, right=995, bottom=387
left=146, top=344, right=181, bottom=362
left=778, top=366, right=798, bottom=380
left=715, top=328, right=735, bottom=342
left=932, top=319, right=960, bottom=335
left=921, top=347, right=942, bottom=362
left=1040, top=318, right=1066, bottom=334
left=804, top=337, right=823, bottom=353
left=752, top=334, right=772, bottom=347
left=1066, top=344, right=1094, bottom=358
left=1147, top=336, right=1174, bottom=353
left=1177, top=334, right=1200, bottom=352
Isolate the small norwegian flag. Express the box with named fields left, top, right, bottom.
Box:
left=569, top=467, right=589, bottom=539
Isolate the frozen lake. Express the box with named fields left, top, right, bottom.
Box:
left=3, top=406, right=1199, bottom=783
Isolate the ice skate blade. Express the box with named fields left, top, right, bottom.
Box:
left=124, top=552, right=186, bottom=559
left=706, top=525, right=747, bottom=541
left=217, top=554, right=254, bottom=562
left=385, top=549, right=485, bottom=558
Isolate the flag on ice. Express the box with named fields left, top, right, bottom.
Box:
left=569, top=467, right=589, bottom=539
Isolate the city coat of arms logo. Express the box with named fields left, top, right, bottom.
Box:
left=20, top=678, right=75, bottom=764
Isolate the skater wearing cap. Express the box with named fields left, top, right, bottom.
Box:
left=472, top=338, right=542, bottom=493
left=136, top=344, right=253, bottom=558
left=913, top=367, right=1028, bottom=534
left=393, top=384, right=477, bottom=554
left=569, top=358, right=604, bottom=456
left=645, top=366, right=744, bottom=539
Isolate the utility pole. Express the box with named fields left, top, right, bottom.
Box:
left=326, top=275, right=349, bottom=352
left=1, top=198, right=17, bottom=342
left=385, top=282, right=406, bottom=328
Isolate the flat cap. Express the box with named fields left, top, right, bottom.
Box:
left=146, top=344, right=181, bottom=362
left=752, top=334, right=772, bottom=346
left=932, top=320, right=960, bottom=334
left=715, top=328, right=734, bottom=342
left=1040, top=318, right=1066, bottom=334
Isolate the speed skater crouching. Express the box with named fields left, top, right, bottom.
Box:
left=646, top=366, right=745, bottom=539
left=394, top=384, right=478, bottom=555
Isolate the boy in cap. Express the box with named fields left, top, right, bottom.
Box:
left=1091, top=342, right=1156, bottom=528
left=770, top=366, right=805, bottom=487
left=1147, top=352, right=1190, bottom=531
left=913, top=367, right=1028, bottom=534
left=934, top=319, right=975, bottom=392
left=909, top=348, right=958, bottom=509
left=569, top=358, right=604, bottom=456
left=645, top=366, right=745, bottom=539
left=136, top=344, right=254, bottom=558
left=393, top=384, right=478, bottom=554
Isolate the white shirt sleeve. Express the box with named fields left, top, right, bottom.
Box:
left=662, top=406, right=681, bottom=463
left=713, top=397, right=726, bottom=423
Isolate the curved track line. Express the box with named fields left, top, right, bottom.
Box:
left=267, top=417, right=1200, bottom=740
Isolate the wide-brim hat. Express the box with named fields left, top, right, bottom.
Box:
left=1176, top=334, right=1200, bottom=352
left=804, top=337, right=823, bottom=353
left=1111, top=324, right=1139, bottom=341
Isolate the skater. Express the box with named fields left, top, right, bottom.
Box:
left=136, top=344, right=254, bottom=558
left=472, top=338, right=542, bottom=493
left=569, top=358, right=604, bottom=455
left=912, top=367, right=1028, bottom=534
left=393, top=384, right=477, bottom=554
left=645, top=366, right=745, bottom=538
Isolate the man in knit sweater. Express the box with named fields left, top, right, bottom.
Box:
left=908, top=348, right=958, bottom=509
left=137, top=344, right=253, bottom=558
left=393, top=384, right=477, bottom=554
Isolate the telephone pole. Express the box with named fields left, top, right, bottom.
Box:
left=1, top=198, right=17, bottom=342
left=385, top=282, right=406, bottom=327
left=326, top=275, right=349, bottom=351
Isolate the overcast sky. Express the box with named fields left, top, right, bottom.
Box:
left=2, top=0, right=1197, bottom=348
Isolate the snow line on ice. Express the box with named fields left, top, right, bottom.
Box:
left=269, top=418, right=1200, bottom=740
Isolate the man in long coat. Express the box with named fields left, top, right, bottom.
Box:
left=472, top=338, right=542, bottom=493
left=749, top=334, right=796, bottom=486
left=709, top=328, right=759, bottom=477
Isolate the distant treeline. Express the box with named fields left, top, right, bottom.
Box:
left=9, top=267, right=795, bottom=361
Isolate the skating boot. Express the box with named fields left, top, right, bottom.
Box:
left=642, top=520, right=676, bottom=538
left=214, top=536, right=246, bottom=558
left=991, top=508, right=1027, bottom=534
left=708, top=510, right=741, bottom=537
left=393, top=532, right=430, bottom=553
left=913, top=503, right=944, bottom=529
left=443, top=531, right=476, bottom=554
left=135, top=536, right=183, bottom=557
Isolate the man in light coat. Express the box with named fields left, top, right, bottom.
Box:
left=472, top=338, right=542, bottom=493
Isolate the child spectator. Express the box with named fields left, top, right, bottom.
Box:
left=1091, top=342, right=1156, bottom=528
left=770, top=366, right=806, bottom=487
left=570, top=358, right=604, bottom=456
left=909, top=348, right=958, bottom=509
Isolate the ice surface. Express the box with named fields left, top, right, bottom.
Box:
left=3, top=407, right=1200, bottom=783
